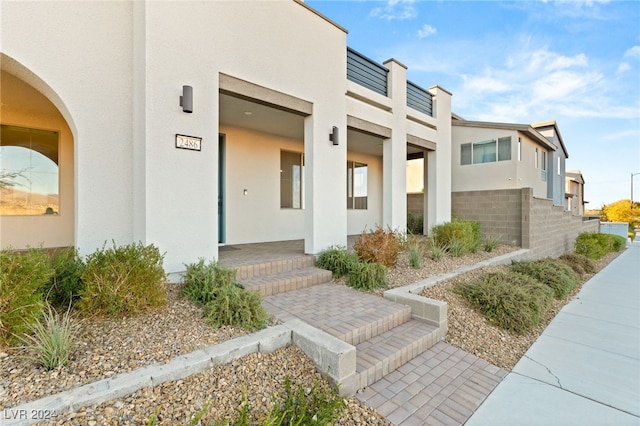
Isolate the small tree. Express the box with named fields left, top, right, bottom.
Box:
left=601, top=199, right=640, bottom=230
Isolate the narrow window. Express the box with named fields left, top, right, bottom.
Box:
left=557, top=156, right=561, bottom=176
left=535, top=147, right=539, bottom=168
left=460, top=143, right=472, bottom=165
left=498, top=137, right=511, bottom=161
left=0, top=125, right=59, bottom=215
left=347, top=161, right=368, bottom=209
left=518, top=137, right=522, bottom=161
left=541, top=151, right=547, bottom=171
left=280, top=150, right=303, bottom=209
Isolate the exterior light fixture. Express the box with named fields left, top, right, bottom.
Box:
left=180, top=85, right=193, bottom=113
left=329, top=126, right=339, bottom=145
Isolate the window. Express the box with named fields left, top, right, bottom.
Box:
left=460, top=136, right=511, bottom=165
left=280, top=150, right=303, bottom=209
left=518, top=137, right=522, bottom=161
left=557, top=156, right=561, bottom=176
left=498, top=137, right=511, bottom=161
left=347, top=161, right=368, bottom=209
left=535, top=147, right=539, bottom=168
left=0, top=125, right=59, bottom=215
left=541, top=150, right=547, bottom=182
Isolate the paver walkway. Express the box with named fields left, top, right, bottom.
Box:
left=357, top=342, right=507, bottom=426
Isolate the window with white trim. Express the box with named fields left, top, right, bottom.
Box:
left=347, top=161, right=368, bottom=209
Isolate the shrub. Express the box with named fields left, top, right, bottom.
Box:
left=431, top=219, right=481, bottom=255
left=203, top=284, right=267, bottom=331
left=407, top=212, right=424, bottom=235
left=263, top=376, right=344, bottom=425
left=510, top=258, right=578, bottom=299
left=78, top=242, right=166, bottom=316
left=0, top=248, right=52, bottom=344
left=347, top=261, right=388, bottom=291
left=353, top=226, right=400, bottom=267
left=455, top=271, right=554, bottom=334
left=483, top=234, right=502, bottom=253
left=408, top=244, right=422, bottom=269
left=181, top=258, right=237, bottom=305
left=448, top=238, right=465, bottom=257
left=46, top=247, right=85, bottom=308
left=609, top=234, right=626, bottom=252
left=575, top=232, right=611, bottom=260
left=428, top=239, right=448, bottom=261
left=19, top=305, right=73, bottom=370
left=559, top=253, right=597, bottom=275
left=315, top=246, right=358, bottom=278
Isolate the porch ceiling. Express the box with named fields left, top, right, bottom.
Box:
left=219, top=93, right=304, bottom=139
left=347, top=128, right=424, bottom=157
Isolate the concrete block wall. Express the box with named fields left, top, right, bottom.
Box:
left=451, top=189, right=523, bottom=246
left=407, top=193, right=424, bottom=214
left=453, top=188, right=600, bottom=259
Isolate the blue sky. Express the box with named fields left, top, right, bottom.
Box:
left=307, top=0, right=640, bottom=209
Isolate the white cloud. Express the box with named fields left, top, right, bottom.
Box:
left=370, top=0, right=417, bottom=21
left=417, top=24, right=436, bottom=38
left=617, top=62, right=631, bottom=73
left=624, top=46, right=640, bottom=59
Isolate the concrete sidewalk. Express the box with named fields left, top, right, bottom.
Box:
left=466, top=242, right=640, bottom=426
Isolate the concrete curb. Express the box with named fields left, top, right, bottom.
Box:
left=1, top=320, right=357, bottom=425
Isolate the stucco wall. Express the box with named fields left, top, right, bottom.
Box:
left=452, top=188, right=600, bottom=259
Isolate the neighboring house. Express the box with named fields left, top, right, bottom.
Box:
left=0, top=1, right=452, bottom=274
left=451, top=118, right=557, bottom=198
left=532, top=120, right=569, bottom=209
left=566, top=170, right=587, bottom=216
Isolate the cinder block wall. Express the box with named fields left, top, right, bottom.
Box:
left=452, top=188, right=600, bottom=259
left=407, top=193, right=424, bottom=214
left=451, top=189, right=523, bottom=246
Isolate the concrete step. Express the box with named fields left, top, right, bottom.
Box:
left=263, top=283, right=412, bottom=346
left=355, top=319, right=440, bottom=390
left=233, top=255, right=316, bottom=280
left=239, top=267, right=332, bottom=297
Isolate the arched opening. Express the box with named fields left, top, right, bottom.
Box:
left=0, top=62, right=75, bottom=249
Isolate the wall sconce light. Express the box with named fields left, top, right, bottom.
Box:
left=180, top=85, right=193, bottom=113
left=329, top=126, right=339, bottom=145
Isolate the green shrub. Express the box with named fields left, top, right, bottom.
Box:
left=448, top=238, right=465, bottom=257
left=181, top=258, right=237, bottom=305
left=455, top=271, right=554, bottom=334
left=510, top=258, right=578, bottom=299
left=347, top=261, right=388, bottom=291
left=408, top=244, right=422, bottom=269
left=315, top=246, right=359, bottom=278
left=431, top=218, right=481, bottom=256
left=19, top=305, right=73, bottom=370
left=575, top=232, right=611, bottom=260
left=483, top=234, right=502, bottom=253
left=609, top=234, right=626, bottom=252
left=203, top=284, right=267, bottom=331
left=429, top=239, right=448, bottom=261
left=629, top=231, right=636, bottom=242
left=78, top=242, right=166, bottom=317
left=0, top=248, right=53, bottom=344
left=353, top=226, right=400, bottom=267
left=407, top=212, right=424, bottom=235
left=559, top=253, right=597, bottom=275
left=263, top=376, right=344, bottom=425
left=46, top=248, right=85, bottom=308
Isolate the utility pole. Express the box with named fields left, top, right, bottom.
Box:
left=633, top=172, right=640, bottom=210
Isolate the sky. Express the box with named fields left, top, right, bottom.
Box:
left=307, top=0, right=640, bottom=209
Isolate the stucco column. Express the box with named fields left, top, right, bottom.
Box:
left=426, top=85, right=452, bottom=232
left=382, top=59, right=408, bottom=232
left=304, top=113, right=347, bottom=254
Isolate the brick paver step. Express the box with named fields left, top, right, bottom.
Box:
left=263, top=283, right=412, bottom=345
left=355, top=319, right=439, bottom=390
left=232, top=255, right=317, bottom=279
left=239, top=267, right=332, bottom=297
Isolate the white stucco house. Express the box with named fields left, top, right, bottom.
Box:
left=451, top=117, right=559, bottom=199
left=0, top=0, right=452, bottom=274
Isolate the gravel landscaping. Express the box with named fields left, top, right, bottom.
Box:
left=0, top=242, right=620, bottom=424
